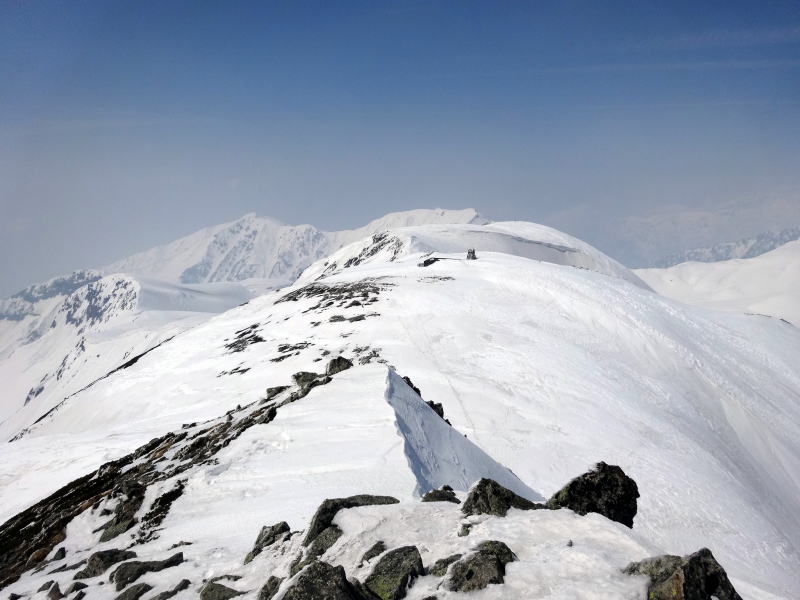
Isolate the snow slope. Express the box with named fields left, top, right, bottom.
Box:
left=2, top=222, right=798, bottom=598
left=637, top=240, right=800, bottom=325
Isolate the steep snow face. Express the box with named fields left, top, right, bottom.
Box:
left=104, top=208, right=486, bottom=286
left=637, top=240, right=800, bottom=326
left=3, top=233, right=799, bottom=598
left=303, top=221, right=648, bottom=289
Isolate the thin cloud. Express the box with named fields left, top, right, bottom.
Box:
left=621, top=25, right=800, bottom=51
left=541, top=59, right=800, bottom=74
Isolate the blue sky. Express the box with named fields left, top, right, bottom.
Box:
left=1, top=0, right=799, bottom=293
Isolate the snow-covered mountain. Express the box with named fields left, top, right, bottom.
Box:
left=637, top=240, right=800, bottom=326
left=1, top=221, right=798, bottom=600
left=654, top=227, right=800, bottom=267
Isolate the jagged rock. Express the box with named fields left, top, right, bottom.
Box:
left=73, top=592, right=85, bottom=600
left=209, top=575, right=242, bottom=584
left=74, top=549, right=137, bottom=579
left=114, top=583, right=152, bottom=600
left=110, top=552, right=183, bottom=590
left=136, top=480, right=187, bottom=543
left=623, top=548, right=742, bottom=600
left=461, top=479, right=541, bottom=516
left=360, top=541, right=386, bottom=565
left=546, top=462, right=639, bottom=528
left=65, top=582, right=87, bottom=594
left=99, top=480, right=146, bottom=542
left=421, top=486, right=459, bottom=504
left=244, top=522, right=290, bottom=563
left=46, top=583, right=63, bottom=600
left=52, top=548, right=66, bottom=561
left=293, top=372, right=321, bottom=388
left=49, top=560, right=85, bottom=574
left=200, top=582, right=244, bottom=600
left=256, top=576, right=283, bottom=600
left=326, top=356, right=353, bottom=376
left=264, top=386, right=289, bottom=401
left=38, top=581, right=54, bottom=592
left=364, top=546, right=424, bottom=600
left=292, top=525, right=344, bottom=576
left=8, top=593, right=23, bottom=600
left=304, top=495, right=399, bottom=545
left=152, top=579, right=191, bottom=600
left=401, top=376, right=421, bottom=396
left=424, top=401, right=450, bottom=425
left=446, top=541, right=516, bottom=592
left=457, top=524, right=472, bottom=537
left=282, top=561, right=361, bottom=600
left=427, top=554, right=462, bottom=577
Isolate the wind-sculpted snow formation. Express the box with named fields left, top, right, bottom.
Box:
left=0, top=219, right=799, bottom=599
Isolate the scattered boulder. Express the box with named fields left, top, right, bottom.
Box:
left=46, top=583, right=64, bottom=600
left=74, top=549, right=137, bottom=579
left=364, top=546, right=424, bottom=600
left=244, top=522, right=290, bottom=564
left=52, top=548, right=66, bottom=562
left=38, top=581, right=54, bottom=592
left=200, top=582, right=244, bottom=600
left=421, top=486, right=459, bottom=504
left=152, top=579, right=191, bottom=600
left=99, top=480, right=147, bottom=542
left=623, top=547, right=742, bottom=600
left=304, top=495, right=399, bottom=545
left=326, top=356, right=353, bottom=376
left=256, top=576, right=283, bottom=600
left=110, top=552, right=183, bottom=591
left=115, top=583, right=152, bottom=600
left=546, top=462, right=639, bottom=528
left=461, top=479, right=541, bottom=516
left=282, top=561, right=361, bottom=600
left=446, top=541, right=516, bottom=592
left=427, top=554, right=462, bottom=577
left=360, top=541, right=386, bottom=565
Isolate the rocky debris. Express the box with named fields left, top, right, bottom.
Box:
left=304, top=495, right=399, bottom=546
left=75, top=549, right=137, bottom=579
left=200, top=582, right=245, bottom=600
left=244, top=522, right=291, bottom=564
left=546, top=462, right=639, bottom=528
left=326, top=356, right=353, bottom=376
left=364, top=546, right=424, bottom=600
left=110, top=552, right=183, bottom=591
left=225, top=324, right=264, bottom=353
left=135, top=480, right=187, bottom=543
left=115, top=583, right=152, bottom=600
left=360, top=541, right=386, bottom=566
left=64, top=582, right=87, bottom=594
left=445, top=541, right=516, bottom=592
left=623, top=548, right=742, bottom=600
left=427, top=554, right=462, bottom=577
left=466, top=249, right=477, bottom=260
left=256, top=576, right=283, bottom=600
left=152, top=579, right=191, bottom=600
left=461, top=479, right=542, bottom=517
left=421, top=486, right=460, bottom=504
left=291, top=525, right=344, bottom=576
left=46, top=583, right=63, bottom=600
left=264, top=386, right=289, bottom=402
left=98, top=480, right=146, bottom=542
left=282, top=561, right=362, bottom=600
left=291, top=371, right=332, bottom=397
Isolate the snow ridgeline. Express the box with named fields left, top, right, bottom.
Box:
left=0, top=358, right=740, bottom=600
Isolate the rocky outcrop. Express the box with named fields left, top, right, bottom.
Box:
left=110, top=552, right=183, bottom=591
left=74, top=549, right=137, bottom=579
left=115, top=583, right=152, bottom=600
left=623, top=547, right=742, bottom=600
left=427, top=554, right=462, bottom=577
left=152, top=579, right=191, bottom=600
left=282, top=561, right=362, bottom=600
left=200, top=582, right=245, bottom=600
left=546, top=462, right=639, bottom=528
left=421, top=485, right=459, bottom=504
left=360, top=541, right=386, bottom=565
left=326, top=356, right=353, bottom=376
left=445, top=541, right=516, bottom=592
left=256, top=576, right=283, bottom=600
left=461, top=479, right=541, bottom=516
left=244, top=522, right=290, bottom=564
left=364, top=546, right=424, bottom=600
left=304, top=495, right=399, bottom=546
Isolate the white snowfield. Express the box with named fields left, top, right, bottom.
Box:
left=637, top=239, right=800, bottom=326
left=1, top=221, right=799, bottom=599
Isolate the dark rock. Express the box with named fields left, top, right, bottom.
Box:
left=290, top=524, right=343, bottom=576
left=151, top=579, right=191, bottom=600
left=623, top=547, right=742, bottom=600
left=427, top=554, right=462, bottom=577
left=99, top=480, right=146, bottom=542
left=424, top=401, right=448, bottom=424
left=244, top=521, right=290, bottom=563
left=199, top=582, right=244, bottom=600
left=282, top=561, right=361, bottom=600
left=360, top=541, right=386, bottom=565
left=46, top=583, right=64, bottom=600
left=114, top=583, right=152, bottom=600
left=256, top=576, right=283, bottom=600
left=446, top=541, right=516, bottom=592
left=110, top=553, right=183, bottom=591
left=400, top=377, right=421, bottom=397
left=65, top=582, right=87, bottom=594
left=292, top=372, right=321, bottom=388
left=52, top=548, right=66, bottom=561
left=546, top=462, right=639, bottom=528
left=326, top=356, right=353, bottom=376
left=49, top=560, right=86, bottom=574
left=457, top=524, right=472, bottom=537
left=364, top=546, right=424, bottom=600
left=304, top=495, right=399, bottom=545
left=73, top=592, right=85, bottom=600
left=421, top=486, right=459, bottom=504
left=136, top=479, right=187, bottom=543
left=461, top=479, right=541, bottom=517
left=38, top=581, right=54, bottom=592
left=264, top=386, right=289, bottom=401
left=75, top=550, right=137, bottom=579
left=8, top=593, right=23, bottom=600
